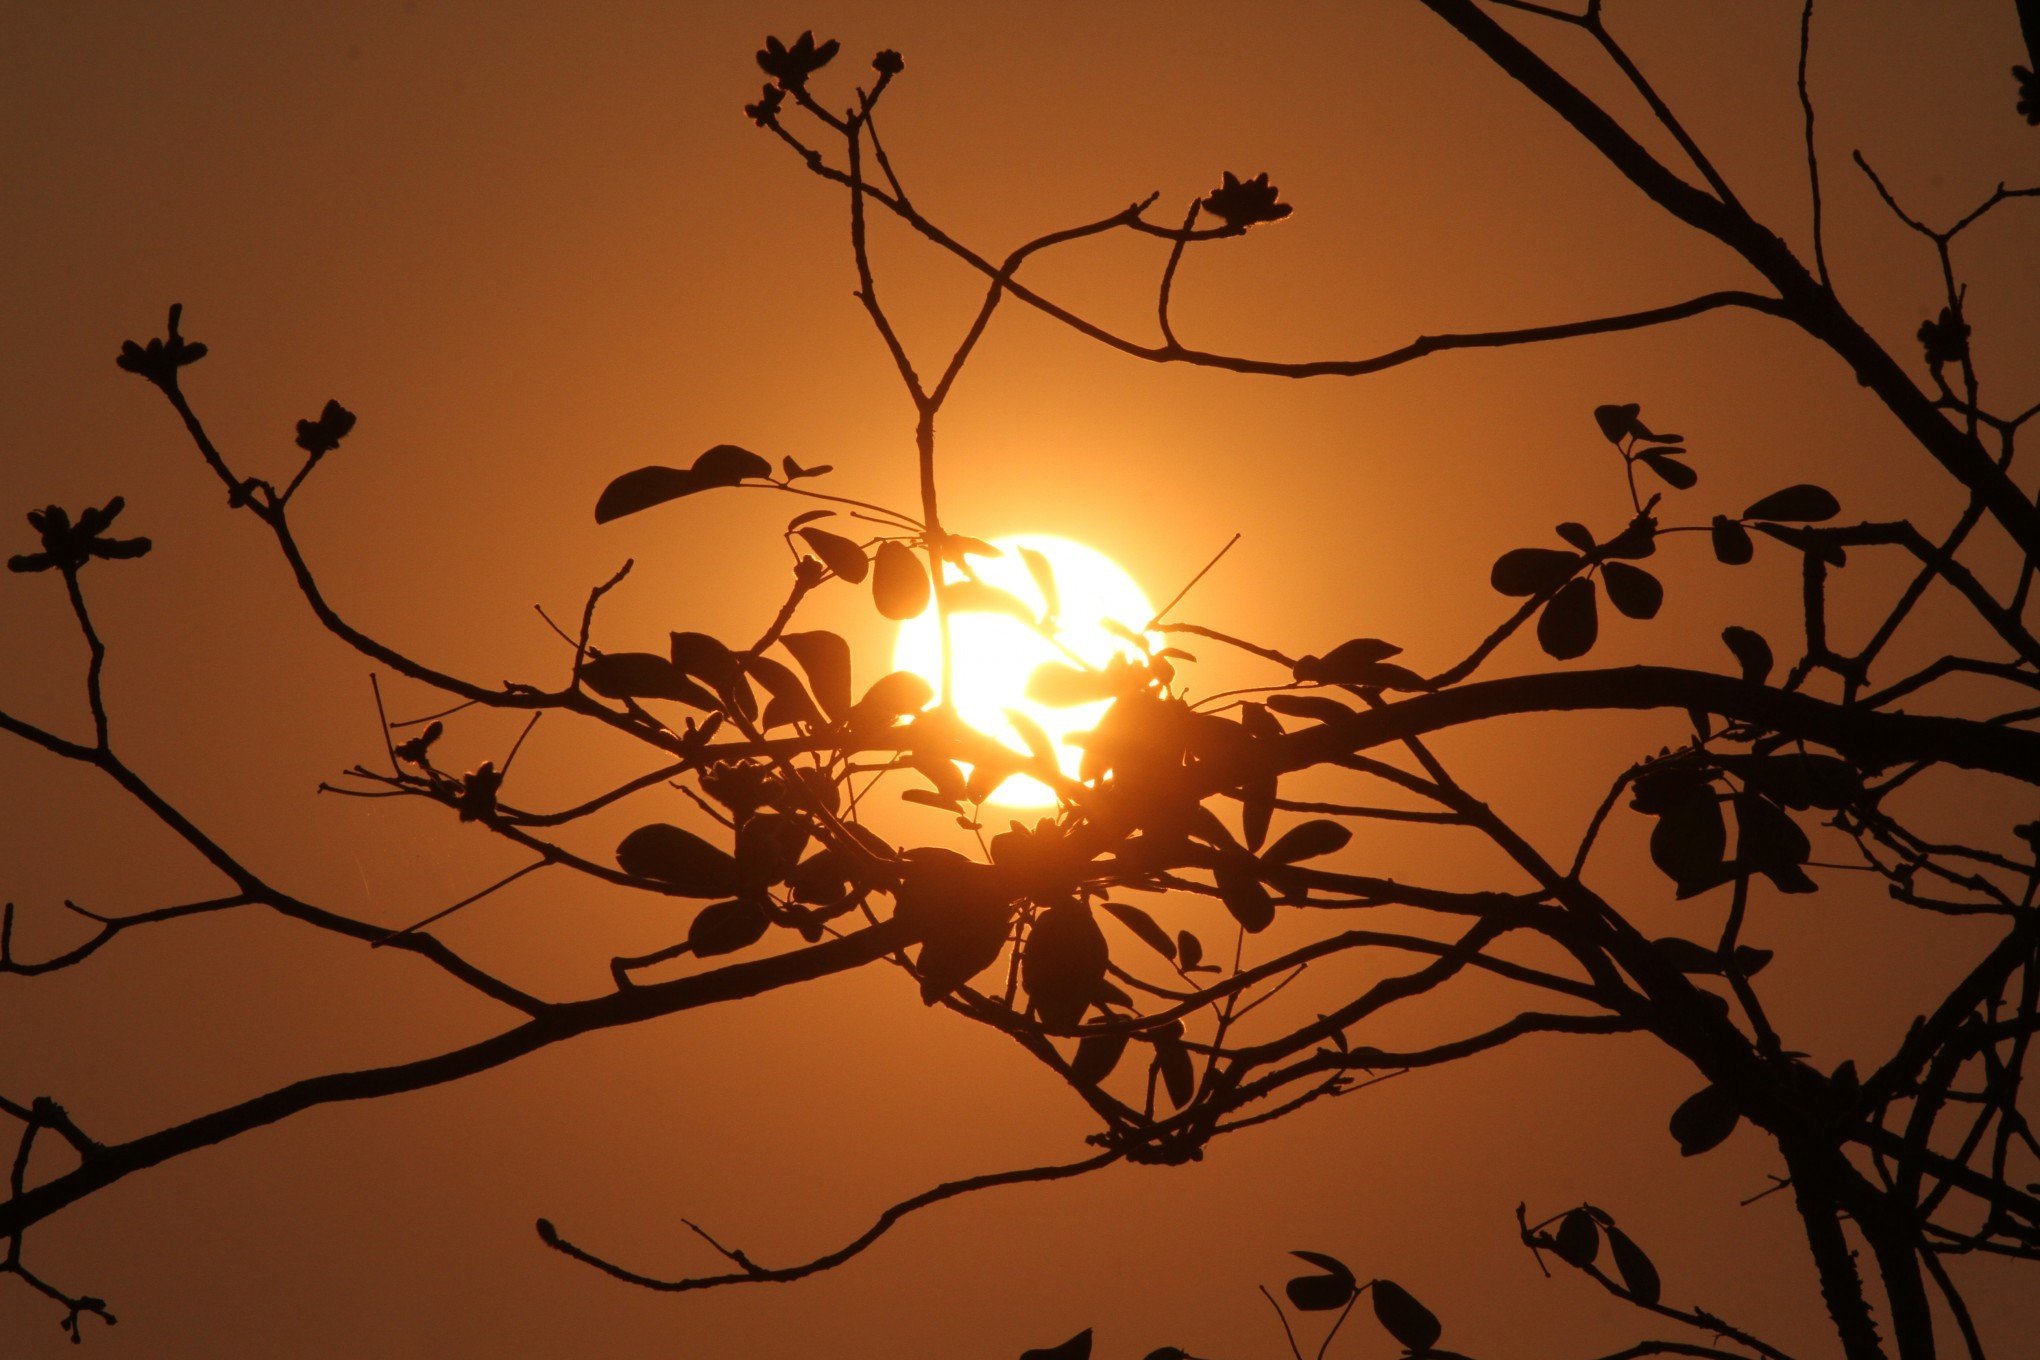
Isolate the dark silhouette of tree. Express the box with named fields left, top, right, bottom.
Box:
left=4, top=5, right=2037, bottom=1358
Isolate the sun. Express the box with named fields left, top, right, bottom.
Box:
left=892, top=534, right=1157, bottom=807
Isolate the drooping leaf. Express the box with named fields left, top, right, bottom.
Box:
left=735, top=812, right=808, bottom=887
left=1069, top=1029, right=1128, bottom=1086
left=1264, top=819, right=1351, bottom=865
left=616, top=824, right=741, bottom=897
left=1649, top=785, right=1728, bottom=896
left=1019, top=546, right=1060, bottom=623
left=1023, top=900, right=1110, bottom=1029
left=1743, top=484, right=1840, bottom=523
left=1552, top=1209, right=1600, bottom=1267
left=1710, top=515, right=1754, bottom=565
left=1537, top=578, right=1599, bottom=659
left=1370, top=1279, right=1442, bottom=1352
left=781, top=630, right=854, bottom=720
left=796, top=526, right=869, bottom=583
left=1491, top=546, right=1579, bottom=596
left=1177, top=931, right=1206, bottom=971
left=1735, top=793, right=1815, bottom=894
left=1721, top=626, right=1773, bottom=685
left=872, top=540, right=931, bottom=620
left=744, top=653, right=824, bottom=728
left=1669, top=1084, right=1740, bottom=1155
left=687, top=896, right=770, bottom=956
left=1606, top=1225, right=1661, bottom=1304
left=1154, top=1037, right=1195, bottom=1108
left=1215, top=863, right=1274, bottom=932
left=1102, top=901, right=1176, bottom=961
left=1600, top=561, right=1663, bottom=620
left=1284, top=1251, right=1358, bottom=1311
left=1237, top=701, right=1279, bottom=852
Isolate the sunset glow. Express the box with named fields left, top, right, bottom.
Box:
left=892, top=534, right=1156, bottom=806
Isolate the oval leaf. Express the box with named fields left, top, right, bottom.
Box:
left=1606, top=1225, right=1661, bottom=1304
left=1264, top=819, right=1351, bottom=865
left=1710, top=515, right=1754, bottom=565
left=1537, top=578, right=1599, bottom=659
left=1669, top=1084, right=1740, bottom=1156
left=1371, top=1279, right=1442, bottom=1351
left=796, top=527, right=869, bottom=583
left=1743, top=483, right=1839, bottom=523
left=1600, top=561, right=1663, bottom=620
left=688, top=896, right=770, bottom=956
left=616, top=824, right=741, bottom=897
left=1721, top=626, right=1773, bottom=685
left=873, top=541, right=931, bottom=620
left=781, top=630, right=854, bottom=720
left=1491, top=546, right=1579, bottom=597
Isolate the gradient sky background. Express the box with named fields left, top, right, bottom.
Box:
left=2, top=3, right=2036, bottom=1356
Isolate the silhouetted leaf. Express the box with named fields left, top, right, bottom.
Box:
left=787, top=509, right=832, bottom=531
left=1491, top=547, right=1579, bottom=596
left=796, top=527, right=869, bottom=583
left=1552, top=1209, right=1600, bottom=1267
left=1292, top=637, right=1402, bottom=683
left=1264, top=819, right=1350, bottom=864
left=856, top=670, right=934, bottom=720
left=1735, top=793, right=1815, bottom=893
left=595, top=445, right=770, bottom=522
left=1024, top=900, right=1109, bottom=1028
left=1711, top=515, right=1754, bottom=565
left=1639, top=451, right=1697, bottom=489
left=1237, top=701, right=1279, bottom=851
left=1648, top=784, right=1728, bottom=897
left=1555, top=521, right=1596, bottom=552
left=1721, top=626, right=1773, bottom=685
left=1154, top=1038, right=1195, bottom=1108
left=1178, top=932, right=1205, bottom=972
left=873, top=541, right=931, bottom=619
left=1284, top=1251, right=1357, bottom=1311
left=1215, top=863, right=1274, bottom=932
left=1102, top=902, right=1176, bottom=961
left=1028, top=663, right=1115, bottom=707
left=735, top=812, right=808, bottom=888
left=744, top=654, right=824, bottom=728
left=616, top=824, right=741, bottom=897
left=1537, top=578, right=1599, bottom=659
left=581, top=652, right=711, bottom=707
left=1669, top=1085, right=1740, bottom=1155
left=1594, top=402, right=1643, bottom=443
left=788, top=850, right=852, bottom=906
left=1371, top=1279, right=1442, bottom=1351
left=1069, top=1028, right=1128, bottom=1086
left=781, top=631, right=853, bottom=720
left=1201, top=170, right=1291, bottom=228
left=756, top=29, right=839, bottom=87
left=1600, top=561, right=1663, bottom=620
left=1743, top=484, right=1839, bottom=523
left=1606, top=1225, right=1661, bottom=1304
left=1651, top=936, right=1723, bottom=974
left=688, top=896, right=770, bottom=956
left=1020, top=1327, right=1093, bottom=1360
left=1020, top=546, right=1059, bottom=623
left=944, top=579, right=1035, bottom=620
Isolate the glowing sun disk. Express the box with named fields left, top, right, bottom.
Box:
left=891, top=534, right=1156, bottom=807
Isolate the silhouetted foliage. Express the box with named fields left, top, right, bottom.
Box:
left=4, top=7, right=2039, bottom=1359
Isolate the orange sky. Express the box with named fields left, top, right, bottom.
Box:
left=2, top=3, right=2036, bottom=1356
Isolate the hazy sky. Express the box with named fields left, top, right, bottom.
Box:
left=2, top=3, right=2035, bottom=1356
